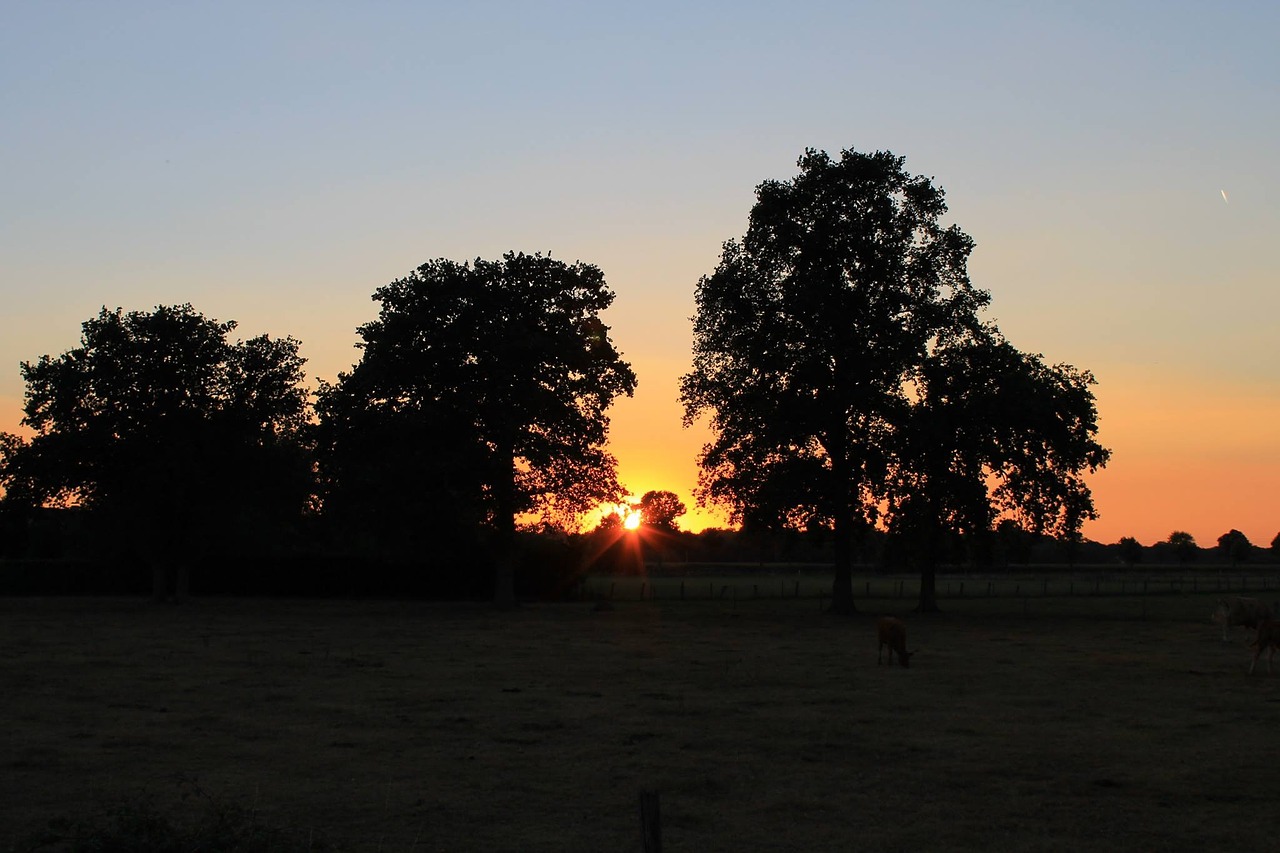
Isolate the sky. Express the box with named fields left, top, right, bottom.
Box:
left=3, top=1, right=1277, bottom=547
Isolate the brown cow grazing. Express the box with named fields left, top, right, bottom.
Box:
left=877, top=617, right=914, bottom=668
left=1249, top=619, right=1280, bottom=675
left=1212, top=597, right=1273, bottom=642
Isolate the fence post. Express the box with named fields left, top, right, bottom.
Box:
left=640, top=790, right=661, bottom=853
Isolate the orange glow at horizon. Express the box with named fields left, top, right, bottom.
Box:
left=601, top=365, right=1280, bottom=547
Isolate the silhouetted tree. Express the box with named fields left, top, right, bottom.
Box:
left=995, top=519, right=1034, bottom=567
left=1217, top=529, right=1252, bottom=568
left=1116, top=536, right=1144, bottom=567
left=1271, top=532, right=1280, bottom=560
left=1167, top=531, right=1198, bottom=565
left=680, top=148, right=1108, bottom=614
left=313, top=385, right=488, bottom=562
left=320, top=253, right=636, bottom=607
left=885, top=333, right=1107, bottom=607
left=637, top=490, right=687, bottom=532
left=1, top=305, right=311, bottom=599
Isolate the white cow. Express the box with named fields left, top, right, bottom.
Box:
left=1212, top=597, right=1273, bottom=643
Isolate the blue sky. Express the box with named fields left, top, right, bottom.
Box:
left=3, top=2, right=1278, bottom=543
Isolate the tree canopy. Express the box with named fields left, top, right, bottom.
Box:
left=1167, top=531, right=1198, bottom=564
left=315, top=252, right=636, bottom=606
left=681, top=148, right=1109, bottom=612
left=0, top=304, right=311, bottom=599
left=637, top=489, right=687, bottom=532
left=1217, top=529, right=1252, bottom=567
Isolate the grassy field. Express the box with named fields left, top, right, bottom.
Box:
left=2, top=591, right=1277, bottom=851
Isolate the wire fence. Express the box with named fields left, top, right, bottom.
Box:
left=582, top=570, right=1280, bottom=604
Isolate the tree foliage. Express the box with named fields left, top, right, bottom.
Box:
left=0, top=305, right=311, bottom=598
left=888, top=334, right=1109, bottom=585
left=315, top=252, right=636, bottom=605
left=638, top=490, right=687, bottom=532
left=1116, top=536, right=1144, bottom=566
left=681, top=148, right=1109, bottom=612
left=1217, top=529, right=1252, bottom=566
left=1167, top=530, right=1198, bottom=564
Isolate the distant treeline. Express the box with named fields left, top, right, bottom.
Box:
left=1, top=506, right=1274, bottom=599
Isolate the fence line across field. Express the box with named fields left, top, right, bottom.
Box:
left=582, top=571, right=1279, bottom=603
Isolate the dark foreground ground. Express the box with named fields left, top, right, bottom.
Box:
left=1, top=592, right=1275, bottom=851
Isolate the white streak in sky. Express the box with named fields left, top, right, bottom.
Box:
left=1221, top=189, right=1229, bottom=204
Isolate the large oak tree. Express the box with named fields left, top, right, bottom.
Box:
left=0, top=304, right=311, bottom=599
left=681, top=148, right=1108, bottom=613
left=316, top=252, right=636, bottom=607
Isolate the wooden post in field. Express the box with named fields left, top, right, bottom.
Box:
left=639, top=790, right=661, bottom=853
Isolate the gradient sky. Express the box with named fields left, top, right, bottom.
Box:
left=3, top=2, right=1277, bottom=547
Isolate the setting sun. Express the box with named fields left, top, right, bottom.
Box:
left=623, top=509, right=642, bottom=530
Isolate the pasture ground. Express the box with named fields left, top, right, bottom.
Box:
left=1, top=590, right=1276, bottom=851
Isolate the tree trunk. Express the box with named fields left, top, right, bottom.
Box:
left=175, top=562, right=190, bottom=603
left=151, top=562, right=169, bottom=603
left=829, top=512, right=857, bottom=614
left=916, top=563, right=940, bottom=613
left=150, top=562, right=189, bottom=603
left=492, top=440, right=519, bottom=610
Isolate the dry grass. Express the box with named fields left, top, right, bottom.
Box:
left=1, top=592, right=1276, bottom=851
